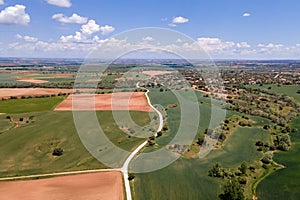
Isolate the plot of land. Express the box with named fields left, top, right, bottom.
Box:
left=142, top=70, right=173, bottom=77
left=0, top=172, right=123, bottom=200
left=0, top=88, right=73, bottom=99
left=55, top=92, right=153, bottom=112
left=17, top=78, right=49, bottom=84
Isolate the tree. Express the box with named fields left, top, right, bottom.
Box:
left=219, top=177, right=245, bottom=200
left=239, top=162, right=248, bottom=175
left=208, top=162, right=224, bottom=178
left=52, top=148, right=63, bottom=156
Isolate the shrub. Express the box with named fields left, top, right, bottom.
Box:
left=52, top=148, right=64, bottom=156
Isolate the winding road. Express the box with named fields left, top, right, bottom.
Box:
left=121, top=82, right=163, bottom=200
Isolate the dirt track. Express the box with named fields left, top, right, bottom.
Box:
left=0, top=172, right=123, bottom=200
left=55, top=92, right=153, bottom=112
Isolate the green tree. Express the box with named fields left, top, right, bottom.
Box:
left=239, top=161, right=248, bottom=175
left=219, top=177, right=245, bottom=200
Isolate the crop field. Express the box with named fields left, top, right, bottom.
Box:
left=0, top=96, right=66, bottom=113
left=256, top=115, right=300, bottom=200
left=0, top=110, right=149, bottom=177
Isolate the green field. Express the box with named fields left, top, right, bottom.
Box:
left=248, top=84, right=300, bottom=102
left=0, top=110, right=149, bottom=178
left=256, top=115, right=300, bottom=200
left=134, top=88, right=271, bottom=199
left=135, top=126, right=270, bottom=199
left=0, top=96, right=66, bottom=114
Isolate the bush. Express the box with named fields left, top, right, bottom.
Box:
left=52, top=148, right=64, bottom=156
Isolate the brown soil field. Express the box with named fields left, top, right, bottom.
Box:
left=142, top=70, right=173, bottom=77
left=0, top=171, right=123, bottom=200
left=0, top=88, right=74, bottom=99
left=17, top=78, right=49, bottom=84
left=55, top=92, right=153, bottom=112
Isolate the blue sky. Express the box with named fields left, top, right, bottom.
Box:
left=0, top=0, right=300, bottom=59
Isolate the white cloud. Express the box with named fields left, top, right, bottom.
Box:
left=46, top=0, right=71, bottom=8
left=16, top=34, right=38, bottom=42
left=0, top=0, right=4, bottom=5
left=169, top=16, right=189, bottom=27
left=142, top=36, right=154, bottom=42
left=243, top=13, right=251, bottom=17
left=52, top=13, right=88, bottom=24
left=100, top=25, right=115, bottom=35
left=0, top=4, right=30, bottom=25
left=81, top=20, right=100, bottom=35
left=172, top=16, right=189, bottom=24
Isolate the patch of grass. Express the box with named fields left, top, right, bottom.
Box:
left=0, top=115, right=14, bottom=133
left=0, top=96, right=65, bottom=113
left=256, top=115, right=300, bottom=200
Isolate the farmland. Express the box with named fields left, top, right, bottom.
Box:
left=0, top=103, right=150, bottom=177
left=0, top=171, right=123, bottom=200
left=0, top=60, right=299, bottom=200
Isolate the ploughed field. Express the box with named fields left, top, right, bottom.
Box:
left=0, top=172, right=123, bottom=200
left=54, top=92, right=153, bottom=112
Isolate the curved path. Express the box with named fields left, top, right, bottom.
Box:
left=121, top=82, right=164, bottom=200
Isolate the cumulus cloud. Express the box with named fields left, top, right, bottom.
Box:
left=81, top=20, right=100, bottom=35
left=0, top=4, right=30, bottom=25
left=168, top=16, right=189, bottom=27
left=46, top=0, right=72, bottom=8
left=173, top=16, right=189, bottom=24
left=0, top=0, right=4, bottom=5
left=243, top=13, right=251, bottom=17
left=16, top=34, right=38, bottom=42
left=100, top=25, right=115, bottom=35
left=52, top=13, right=88, bottom=24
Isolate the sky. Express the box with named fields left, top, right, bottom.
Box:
left=0, top=0, right=300, bottom=59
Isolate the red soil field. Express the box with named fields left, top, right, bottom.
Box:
left=0, top=172, right=123, bottom=200
left=55, top=92, right=153, bottom=112
left=17, top=78, right=49, bottom=84
left=0, top=88, right=74, bottom=99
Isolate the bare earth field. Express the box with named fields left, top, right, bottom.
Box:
left=142, top=70, right=173, bottom=77
left=0, top=172, right=123, bottom=200
left=17, top=78, right=49, bottom=84
left=55, top=92, right=153, bottom=112
left=0, top=88, right=74, bottom=99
